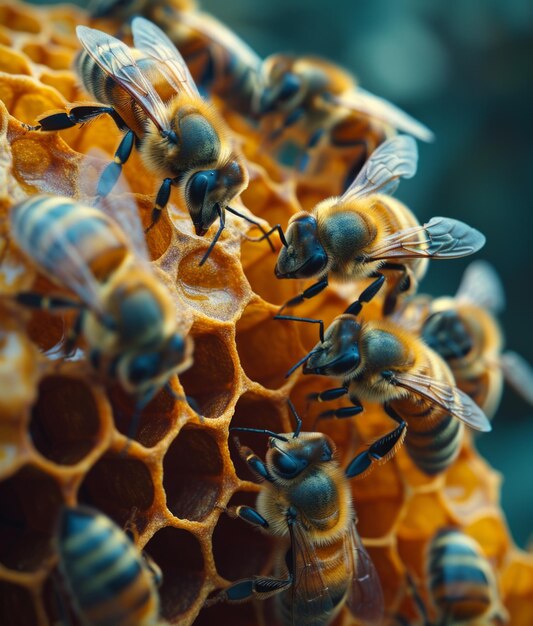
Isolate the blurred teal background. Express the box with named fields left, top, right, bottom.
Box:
left=33, top=0, right=533, bottom=547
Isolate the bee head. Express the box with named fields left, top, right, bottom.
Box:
left=422, top=309, right=474, bottom=361
left=185, top=158, right=248, bottom=236
left=275, top=214, right=328, bottom=279
left=121, top=333, right=192, bottom=393
left=256, top=55, right=302, bottom=114
left=267, top=432, right=334, bottom=480
left=304, top=316, right=362, bottom=376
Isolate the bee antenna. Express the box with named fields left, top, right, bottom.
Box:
left=285, top=349, right=318, bottom=378
left=287, top=400, right=302, bottom=438
left=230, top=427, right=288, bottom=442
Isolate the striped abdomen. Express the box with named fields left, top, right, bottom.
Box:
left=11, top=195, right=129, bottom=289
left=276, top=538, right=349, bottom=626
left=428, top=529, right=499, bottom=622
left=58, top=506, right=160, bottom=626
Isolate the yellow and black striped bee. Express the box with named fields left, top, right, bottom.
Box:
left=287, top=280, right=491, bottom=476
left=10, top=192, right=193, bottom=437
left=397, top=261, right=533, bottom=419
left=208, top=402, right=395, bottom=626
left=270, top=135, right=486, bottom=316
left=426, top=529, right=508, bottom=625
left=57, top=505, right=167, bottom=626
left=149, top=7, right=433, bottom=175
left=25, top=18, right=271, bottom=264
left=391, top=529, right=508, bottom=625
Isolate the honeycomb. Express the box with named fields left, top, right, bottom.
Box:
left=0, top=2, right=531, bottom=626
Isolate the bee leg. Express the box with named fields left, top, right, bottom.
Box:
left=199, top=204, right=225, bottom=266
left=248, top=223, right=288, bottom=247
left=316, top=405, right=364, bottom=423
left=62, top=312, right=84, bottom=358
left=230, top=437, right=273, bottom=481
left=204, top=575, right=292, bottom=606
left=227, top=505, right=269, bottom=529
left=297, top=127, right=325, bottom=172
left=307, top=387, right=348, bottom=403
left=15, top=292, right=83, bottom=312
left=275, top=314, right=325, bottom=343
left=268, top=107, right=306, bottom=142
left=145, top=177, right=173, bottom=233
left=344, top=274, right=386, bottom=315
left=277, top=277, right=329, bottom=314
left=23, top=103, right=127, bottom=132
left=96, top=130, right=136, bottom=197
left=345, top=420, right=407, bottom=479
left=224, top=206, right=276, bottom=252
left=379, top=263, right=412, bottom=315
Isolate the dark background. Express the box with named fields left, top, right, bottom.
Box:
left=35, top=0, right=533, bottom=546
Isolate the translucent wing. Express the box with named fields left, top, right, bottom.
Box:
left=333, top=87, right=434, bottom=142
left=344, top=519, right=384, bottom=625
left=366, top=217, right=486, bottom=261
left=500, top=351, right=533, bottom=406
left=76, top=25, right=171, bottom=132
left=341, top=135, right=418, bottom=201
left=288, top=519, right=334, bottom=625
left=455, top=260, right=505, bottom=314
left=80, top=149, right=150, bottom=262
left=11, top=195, right=117, bottom=316
left=176, top=9, right=262, bottom=73
left=390, top=371, right=492, bottom=432
left=131, top=17, right=200, bottom=98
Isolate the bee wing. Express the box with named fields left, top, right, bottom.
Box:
left=500, top=351, right=533, bottom=406
left=76, top=25, right=171, bottom=132
left=344, top=520, right=384, bottom=625
left=390, top=371, right=492, bottom=432
left=366, top=217, right=486, bottom=261
left=341, top=135, right=418, bottom=202
left=289, top=520, right=334, bottom=624
left=176, top=9, right=263, bottom=73
left=80, top=149, right=151, bottom=263
left=455, top=260, right=505, bottom=314
left=333, top=87, right=434, bottom=142
left=131, top=17, right=201, bottom=98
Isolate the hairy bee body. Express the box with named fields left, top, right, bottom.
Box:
left=256, top=433, right=355, bottom=626
left=353, top=321, right=464, bottom=475
left=315, top=193, right=428, bottom=288
left=11, top=195, right=191, bottom=400
left=75, top=46, right=234, bottom=184
left=57, top=506, right=163, bottom=626
left=217, top=425, right=384, bottom=625
left=427, top=529, right=507, bottom=625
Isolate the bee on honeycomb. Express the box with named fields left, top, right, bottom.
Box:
left=0, top=2, right=531, bottom=626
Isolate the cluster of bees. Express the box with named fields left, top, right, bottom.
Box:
left=3, top=0, right=532, bottom=624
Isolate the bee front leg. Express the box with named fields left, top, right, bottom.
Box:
left=276, top=277, right=329, bottom=315
left=379, top=263, right=413, bottom=315
left=145, top=177, right=173, bottom=233
left=231, top=438, right=273, bottom=481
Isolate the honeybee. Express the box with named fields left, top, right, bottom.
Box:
left=288, top=280, right=491, bottom=476
left=25, top=18, right=270, bottom=264
left=397, top=261, right=533, bottom=418
left=10, top=192, right=193, bottom=438
left=57, top=505, right=167, bottom=626
left=208, top=402, right=401, bottom=625
left=151, top=8, right=433, bottom=174
left=270, top=135, right=486, bottom=315
left=88, top=0, right=195, bottom=20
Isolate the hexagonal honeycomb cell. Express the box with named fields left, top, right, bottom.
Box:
left=0, top=2, right=531, bottom=626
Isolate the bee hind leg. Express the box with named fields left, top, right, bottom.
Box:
left=205, top=575, right=292, bottom=607
left=345, top=419, right=407, bottom=479
left=25, top=103, right=127, bottom=132
left=276, top=277, right=329, bottom=315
